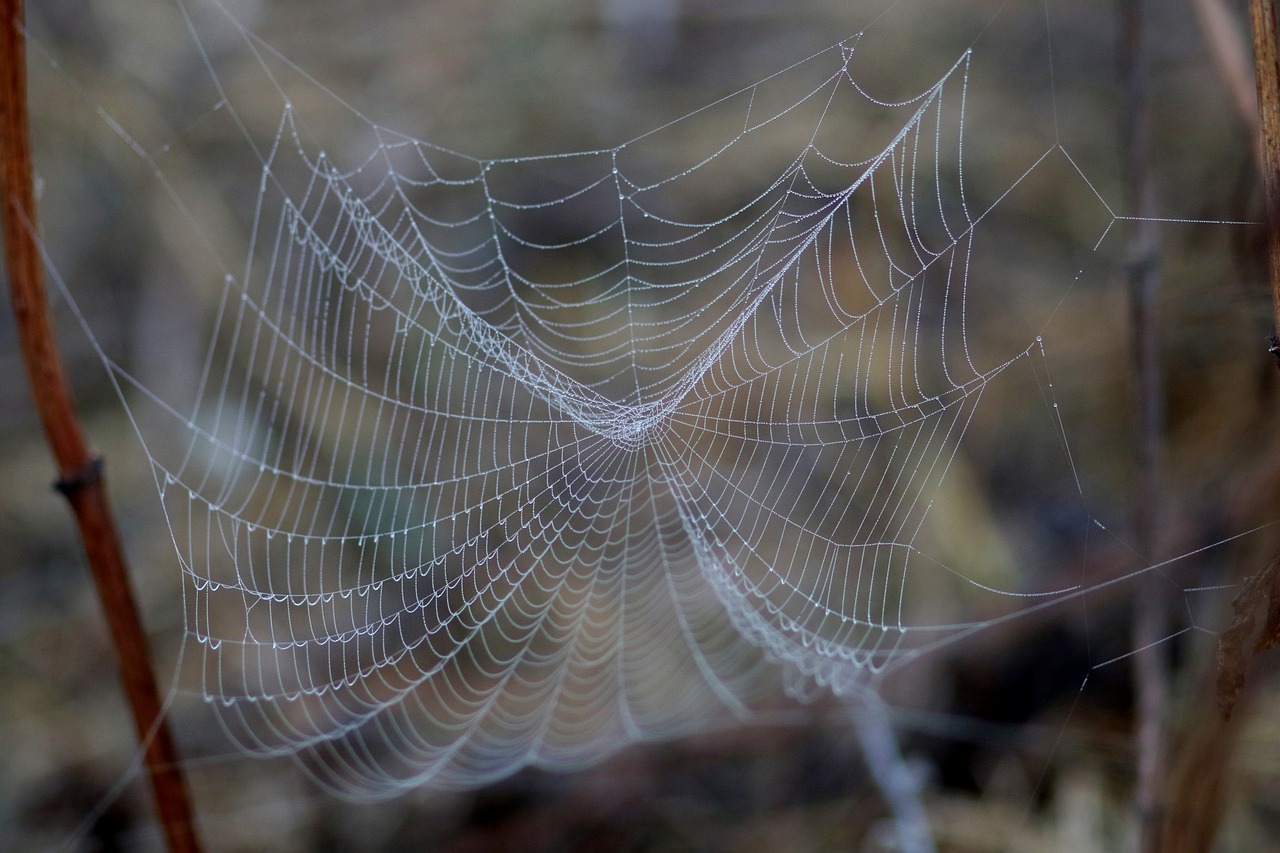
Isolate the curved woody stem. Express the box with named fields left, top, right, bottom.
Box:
left=0, top=2, right=202, bottom=850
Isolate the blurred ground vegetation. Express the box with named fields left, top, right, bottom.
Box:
left=3, top=0, right=1280, bottom=850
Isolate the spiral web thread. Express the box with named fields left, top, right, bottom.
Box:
left=95, top=10, right=1088, bottom=797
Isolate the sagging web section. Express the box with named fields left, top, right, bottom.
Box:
left=131, top=27, right=1047, bottom=793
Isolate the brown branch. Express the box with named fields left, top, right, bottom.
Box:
left=1162, top=670, right=1245, bottom=853
left=1251, top=0, right=1280, bottom=350
left=1217, top=555, right=1280, bottom=718
left=0, top=3, right=202, bottom=851
left=1160, top=4, right=1280, bottom=848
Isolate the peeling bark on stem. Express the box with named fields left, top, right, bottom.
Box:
left=0, top=2, right=202, bottom=850
left=1251, top=0, right=1280, bottom=349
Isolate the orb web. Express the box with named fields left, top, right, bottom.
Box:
left=79, top=6, right=1095, bottom=797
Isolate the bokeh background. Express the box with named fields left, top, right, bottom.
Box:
left=4, top=0, right=1280, bottom=850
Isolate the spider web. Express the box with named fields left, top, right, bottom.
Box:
left=49, top=0, right=1205, bottom=800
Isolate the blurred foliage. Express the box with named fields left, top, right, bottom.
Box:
left=3, top=0, right=1280, bottom=850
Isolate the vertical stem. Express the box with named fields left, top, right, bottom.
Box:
left=0, top=3, right=202, bottom=851
left=1116, top=2, right=1168, bottom=852
left=1250, top=0, right=1280, bottom=347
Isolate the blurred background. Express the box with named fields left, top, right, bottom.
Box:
left=4, top=0, right=1280, bottom=850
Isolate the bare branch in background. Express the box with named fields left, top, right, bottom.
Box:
left=1193, top=0, right=1262, bottom=164
left=1115, top=2, right=1168, bottom=852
